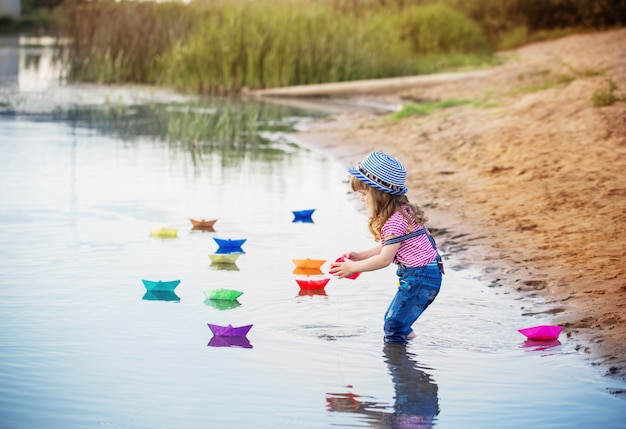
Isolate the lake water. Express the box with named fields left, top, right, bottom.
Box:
left=1, top=35, right=625, bottom=429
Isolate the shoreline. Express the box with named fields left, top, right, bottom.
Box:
left=270, top=27, right=626, bottom=381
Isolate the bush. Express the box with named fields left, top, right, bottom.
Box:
left=401, top=3, right=491, bottom=54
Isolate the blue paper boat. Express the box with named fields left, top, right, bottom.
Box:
left=141, top=279, right=181, bottom=292
left=213, top=237, right=247, bottom=252
left=292, top=209, right=315, bottom=223
left=142, top=291, right=181, bottom=302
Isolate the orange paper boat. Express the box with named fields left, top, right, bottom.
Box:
left=296, top=278, right=331, bottom=290
left=190, top=218, right=217, bottom=230
left=293, top=258, right=326, bottom=270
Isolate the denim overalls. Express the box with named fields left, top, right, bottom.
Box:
left=383, top=228, right=444, bottom=344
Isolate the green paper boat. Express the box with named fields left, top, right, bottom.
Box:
left=204, top=288, right=244, bottom=301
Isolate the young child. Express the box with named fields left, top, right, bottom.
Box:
left=329, top=151, right=443, bottom=344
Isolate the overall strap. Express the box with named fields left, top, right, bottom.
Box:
left=383, top=228, right=427, bottom=245
left=384, top=227, right=444, bottom=274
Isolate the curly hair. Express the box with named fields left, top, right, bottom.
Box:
left=350, top=175, right=428, bottom=241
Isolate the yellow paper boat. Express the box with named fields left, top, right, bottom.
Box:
left=293, top=258, right=326, bottom=270
left=209, top=253, right=241, bottom=264
left=150, top=227, right=179, bottom=238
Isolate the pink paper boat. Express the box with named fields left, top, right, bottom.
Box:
left=208, top=323, right=253, bottom=337
left=518, top=325, right=562, bottom=340
left=296, top=278, right=331, bottom=290
left=334, top=256, right=361, bottom=280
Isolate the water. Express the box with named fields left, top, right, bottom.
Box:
left=1, top=36, right=625, bottom=429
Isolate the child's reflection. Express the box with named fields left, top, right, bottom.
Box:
left=326, top=343, right=439, bottom=428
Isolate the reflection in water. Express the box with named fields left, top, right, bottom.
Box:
left=327, top=343, right=439, bottom=428
left=142, top=290, right=181, bottom=302
left=521, top=338, right=562, bottom=352
left=204, top=299, right=242, bottom=311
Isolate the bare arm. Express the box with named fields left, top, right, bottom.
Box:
left=330, top=242, right=401, bottom=279
left=347, top=244, right=382, bottom=261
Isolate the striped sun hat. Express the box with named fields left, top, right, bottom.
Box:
left=348, top=151, right=408, bottom=195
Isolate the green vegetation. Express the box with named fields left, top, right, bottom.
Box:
left=12, top=0, right=626, bottom=93
left=387, top=99, right=472, bottom=122
left=591, top=77, right=626, bottom=107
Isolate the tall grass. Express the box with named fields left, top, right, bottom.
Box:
left=54, top=0, right=626, bottom=94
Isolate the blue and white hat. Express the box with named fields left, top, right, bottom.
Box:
left=349, top=151, right=408, bottom=195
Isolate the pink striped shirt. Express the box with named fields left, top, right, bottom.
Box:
left=381, top=209, right=438, bottom=267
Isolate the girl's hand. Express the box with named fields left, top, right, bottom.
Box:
left=329, top=259, right=356, bottom=279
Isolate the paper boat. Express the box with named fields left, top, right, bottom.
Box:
left=141, top=279, right=181, bottom=292
left=209, top=253, right=241, bottom=264
left=142, top=291, right=181, bottom=302
left=518, top=325, right=563, bottom=340
left=190, top=218, right=217, bottom=229
left=214, top=237, right=247, bottom=252
left=335, top=256, right=362, bottom=280
left=293, top=258, right=326, bottom=270
left=208, top=335, right=252, bottom=348
left=150, top=227, right=179, bottom=238
left=293, top=267, right=324, bottom=276
left=292, top=209, right=315, bottom=222
left=296, top=278, right=331, bottom=290
left=204, top=288, right=244, bottom=301
left=208, top=323, right=253, bottom=337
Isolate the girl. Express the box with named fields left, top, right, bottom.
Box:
left=329, top=151, right=443, bottom=344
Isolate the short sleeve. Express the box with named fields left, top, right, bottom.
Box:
left=381, top=211, right=408, bottom=243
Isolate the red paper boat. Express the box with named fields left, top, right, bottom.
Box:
left=334, top=256, right=362, bottom=280
left=296, top=278, right=331, bottom=290
left=518, top=325, right=562, bottom=340
left=208, top=323, right=253, bottom=337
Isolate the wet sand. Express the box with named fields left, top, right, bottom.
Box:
left=253, top=27, right=626, bottom=380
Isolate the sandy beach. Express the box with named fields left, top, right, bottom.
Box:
left=253, top=28, right=626, bottom=380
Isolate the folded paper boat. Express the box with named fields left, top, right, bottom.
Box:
left=208, top=323, right=253, bottom=337
left=296, top=278, right=331, bottom=290
left=204, top=288, right=244, bottom=301
left=292, top=209, right=315, bottom=222
left=141, top=279, right=181, bottom=292
left=189, top=218, right=217, bottom=229
left=208, top=335, right=252, bottom=348
left=150, top=227, right=179, bottom=238
left=214, top=237, right=247, bottom=251
left=293, top=258, right=326, bottom=270
left=209, top=253, right=240, bottom=264
left=293, top=267, right=324, bottom=276
left=335, top=256, right=362, bottom=280
left=518, top=325, right=562, bottom=340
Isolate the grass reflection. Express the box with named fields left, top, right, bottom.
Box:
left=44, top=98, right=326, bottom=166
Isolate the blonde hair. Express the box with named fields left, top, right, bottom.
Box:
left=350, top=175, right=428, bottom=241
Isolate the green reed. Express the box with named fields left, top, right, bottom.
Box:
left=55, top=0, right=500, bottom=93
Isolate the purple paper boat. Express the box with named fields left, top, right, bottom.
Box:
left=208, top=336, right=253, bottom=348
left=518, top=325, right=562, bottom=340
left=207, top=323, right=253, bottom=337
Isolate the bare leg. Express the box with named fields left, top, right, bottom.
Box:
left=407, top=332, right=416, bottom=340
